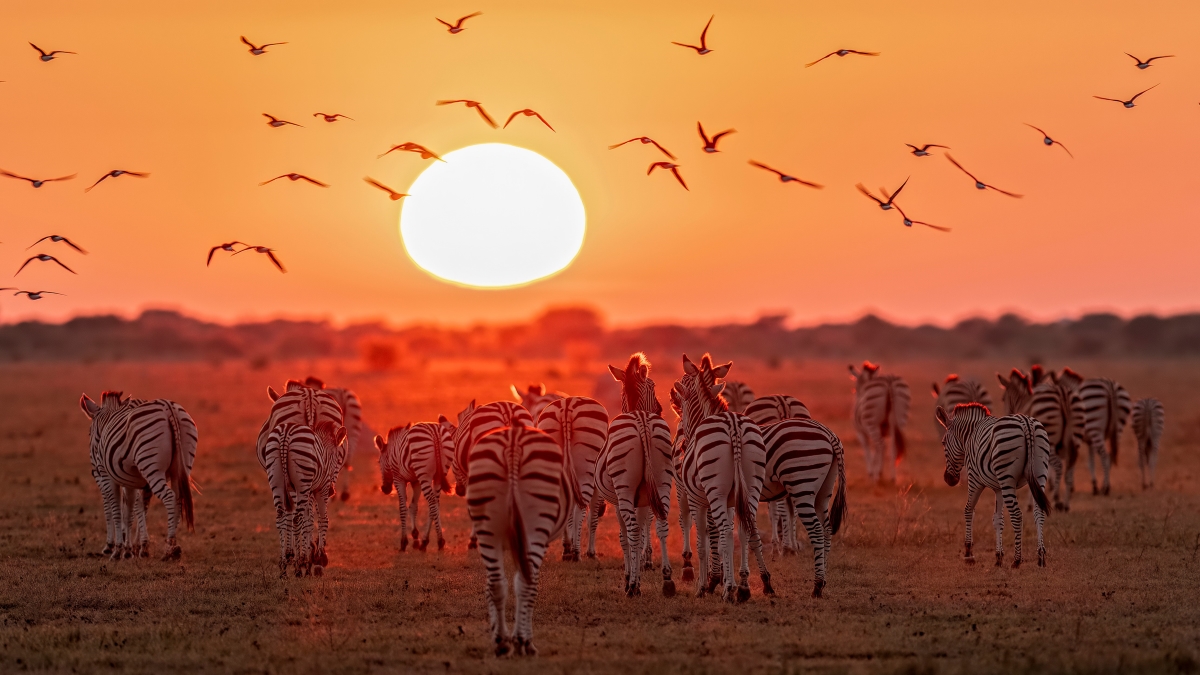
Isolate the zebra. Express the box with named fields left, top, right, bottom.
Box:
left=586, top=353, right=674, bottom=597
left=743, top=395, right=812, bottom=557
left=263, top=421, right=347, bottom=577
left=80, top=392, right=198, bottom=561
left=511, top=383, right=565, bottom=419
left=1131, top=398, right=1165, bottom=490
left=721, top=380, right=755, bottom=413
left=936, top=403, right=1050, bottom=568
left=535, top=396, right=609, bottom=561
left=673, top=354, right=772, bottom=602
left=375, top=419, right=454, bottom=552
left=997, top=368, right=1079, bottom=510
left=450, top=400, right=534, bottom=550
left=849, top=362, right=910, bottom=483
left=305, top=377, right=363, bottom=502
left=466, top=421, right=572, bottom=657
left=932, top=375, right=993, bottom=434
left=1072, top=378, right=1132, bottom=496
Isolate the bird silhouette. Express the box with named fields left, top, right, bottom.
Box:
left=378, top=143, right=445, bottom=162
left=207, top=241, right=247, bottom=266
left=437, top=12, right=482, bottom=34
left=907, top=144, right=949, bottom=157
left=27, top=235, right=87, bottom=254
left=0, top=170, right=75, bottom=188
left=892, top=204, right=951, bottom=232
left=672, top=15, right=714, bottom=55
left=233, top=246, right=286, bottom=273
left=504, top=109, right=554, bottom=131
left=698, top=123, right=735, bottom=153
left=263, top=114, right=303, bottom=128
left=806, top=49, right=879, bottom=67
left=748, top=161, right=822, bottom=188
left=85, top=170, right=149, bottom=192
left=364, top=177, right=410, bottom=201
left=3, top=289, right=64, bottom=300
left=856, top=178, right=909, bottom=210
left=241, top=36, right=286, bottom=55
left=1094, top=84, right=1158, bottom=108
left=16, top=255, right=76, bottom=275
left=648, top=162, right=688, bottom=190
left=436, top=99, right=497, bottom=128
left=1126, top=53, right=1173, bottom=70
left=945, top=154, right=1022, bottom=198
left=313, top=112, right=353, bottom=122
left=609, top=137, right=676, bottom=159
left=260, top=174, right=328, bottom=187
left=30, top=43, right=75, bottom=62
left=1024, top=124, right=1073, bottom=158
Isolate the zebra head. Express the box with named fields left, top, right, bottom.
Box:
left=995, top=369, right=1032, bottom=414
left=1055, top=367, right=1084, bottom=392
left=510, top=383, right=564, bottom=419
left=676, top=354, right=731, bottom=436
left=608, top=353, right=662, bottom=415
left=936, top=402, right=991, bottom=486
left=314, top=419, right=348, bottom=468
left=848, top=361, right=881, bottom=386
left=80, top=391, right=132, bottom=445
left=375, top=423, right=411, bottom=495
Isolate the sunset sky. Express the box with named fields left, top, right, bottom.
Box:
left=3, top=1, right=1198, bottom=327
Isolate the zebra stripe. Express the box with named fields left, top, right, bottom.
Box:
left=535, top=396, right=609, bottom=561
left=375, top=420, right=453, bottom=552
left=937, top=403, right=1050, bottom=568
left=512, top=383, right=566, bottom=419
left=997, top=369, right=1080, bottom=510
left=466, top=422, right=571, bottom=657
left=1071, top=378, right=1132, bottom=496
left=850, top=362, right=910, bottom=483
left=257, top=379, right=344, bottom=471
left=263, top=422, right=346, bottom=577
left=721, top=380, right=755, bottom=413
left=451, top=400, right=534, bottom=549
left=742, top=395, right=811, bottom=557
left=1131, top=398, right=1165, bottom=490
left=320, top=383, right=362, bottom=501
left=932, top=375, right=993, bottom=433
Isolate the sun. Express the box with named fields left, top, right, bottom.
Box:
left=399, top=143, right=586, bottom=288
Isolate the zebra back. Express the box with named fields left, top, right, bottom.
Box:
left=257, top=382, right=343, bottom=470
left=377, top=422, right=451, bottom=494
left=1072, top=378, right=1132, bottom=465
left=1131, top=398, right=1165, bottom=449
left=452, top=401, right=534, bottom=493
left=537, top=396, right=609, bottom=508
left=744, top=395, right=811, bottom=426
left=721, top=381, right=755, bottom=414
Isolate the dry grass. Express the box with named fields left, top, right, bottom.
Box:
left=1, top=357, right=1199, bottom=674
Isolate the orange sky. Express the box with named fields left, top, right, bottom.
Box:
left=3, top=1, right=1199, bottom=327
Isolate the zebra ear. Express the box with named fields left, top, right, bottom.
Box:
left=374, top=435, right=386, bottom=452
left=267, top=386, right=281, bottom=402
left=935, top=406, right=951, bottom=429
left=80, top=394, right=101, bottom=419
left=848, top=364, right=858, bottom=379
left=711, top=383, right=725, bottom=398
left=510, top=384, right=522, bottom=402
left=682, top=355, right=698, bottom=375
left=334, top=426, right=348, bottom=447
left=931, top=382, right=940, bottom=398
left=711, top=362, right=732, bottom=379
left=608, top=364, right=625, bottom=382
left=995, top=373, right=1007, bottom=390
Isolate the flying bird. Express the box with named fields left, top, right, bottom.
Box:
left=378, top=142, right=445, bottom=162
left=1094, top=84, right=1158, bottom=108
left=892, top=204, right=950, bottom=232
left=364, top=177, right=409, bottom=201
left=609, top=137, right=676, bottom=159
left=233, top=246, right=286, bottom=273
left=6, top=289, right=64, bottom=300
left=672, top=15, right=714, bottom=55
left=27, top=235, right=87, bottom=254
left=1024, top=124, right=1073, bottom=158
left=698, top=122, right=735, bottom=153
left=30, top=43, right=75, bottom=62
left=436, top=99, right=497, bottom=128
left=856, top=178, right=909, bottom=211
left=747, top=161, right=822, bottom=188
left=504, top=109, right=554, bottom=131
left=207, top=241, right=247, bottom=266
left=241, top=36, right=286, bottom=55
left=806, top=49, right=879, bottom=67
left=907, top=144, right=948, bottom=157
left=648, top=162, right=688, bottom=191
left=16, top=254, right=76, bottom=276
left=85, top=170, right=149, bottom=192
left=313, top=112, right=353, bottom=122
left=1126, top=53, right=1173, bottom=70
left=260, top=174, right=328, bottom=187
left=0, top=170, right=75, bottom=188
left=945, top=154, right=1022, bottom=198
left=437, top=12, right=482, bottom=34
left=263, top=114, right=302, bottom=128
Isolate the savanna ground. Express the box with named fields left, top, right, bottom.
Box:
left=1, top=356, right=1199, bottom=674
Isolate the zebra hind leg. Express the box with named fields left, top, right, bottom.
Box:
left=655, top=515, right=675, bottom=597
left=992, top=491, right=1005, bottom=567
left=641, top=517, right=654, bottom=571
left=1003, top=487, right=1024, bottom=568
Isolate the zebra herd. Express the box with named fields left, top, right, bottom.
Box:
left=77, top=356, right=1166, bottom=657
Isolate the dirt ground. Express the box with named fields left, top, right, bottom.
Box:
left=1, top=356, right=1198, bottom=674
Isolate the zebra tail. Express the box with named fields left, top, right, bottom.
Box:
left=507, top=432, right=536, bottom=583
left=276, top=433, right=295, bottom=513
left=830, top=432, right=848, bottom=536
left=730, top=418, right=753, bottom=530
left=166, top=405, right=195, bottom=532
left=561, top=404, right=585, bottom=509
left=889, top=391, right=907, bottom=463
left=641, top=417, right=668, bottom=521
left=1107, top=385, right=1120, bottom=467
left=433, top=428, right=451, bottom=494
left=1024, top=419, right=1051, bottom=517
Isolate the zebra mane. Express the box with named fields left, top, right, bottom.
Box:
left=386, top=422, right=412, bottom=440
left=944, top=374, right=960, bottom=383
left=626, top=352, right=651, bottom=377
left=1007, top=368, right=1032, bottom=392
left=952, top=401, right=991, bottom=416
left=862, top=361, right=880, bottom=373
left=100, top=390, right=125, bottom=406
left=304, top=376, right=326, bottom=389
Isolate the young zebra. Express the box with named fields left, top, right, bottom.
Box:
left=81, top=392, right=198, bottom=561
left=932, top=375, right=993, bottom=434
left=511, top=383, right=565, bottom=419
left=1071, top=378, right=1132, bottom=496
left=375, top=419, right=454, bottom=552
left=263, top=421, right=347, bottom=577
left=466, top=422, right=572, bottom=657
left=997, top=369, right=1079, bottom=510
left=305, top=377, right=363, bottom=502
left=721, top=380, right=755, bottom=413
left=1131, top=398, right=1165, bottom=489
left=450, top=400, right=535, bottom=550
left=744, top=395, right=812, bottom=557
left=936, top=403, right=1051, bottom=568
left=849, top=362, right=910, bottom=483
left=535, top=396, right=609, bottom=561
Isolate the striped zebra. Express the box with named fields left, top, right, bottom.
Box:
left=466, top=422, right=572, bottom=657
left=450, top=400, right=534, bottom=550
left=1071, top=378, right=1132, bottom=496
left=936, top=403, right=1051, bottom=568
left=375, top=419, right=454, bottom=552
left=305, top=377, right=363, bottom=502
left=997, top=368, right=1079, bottom=510
left=931, top=375, right=993, bottom=434
left=744, top=395, right=812, bottom=557
left=511, top=383, right=565, bottom=419
left=586, top=353, right=674, bottom=597
left=673, top=354, right=773, bottom=602
left=721, top=380, right=755, bottom=413
left=849, top=362, right=910, bottom=483
left=263, top=421, right=347, bottom=577
left=535, top=396, right=609, bottom=561
left=80, top=392, right=198, bottom=561
left=1131, top=398, right=1165, bottom=490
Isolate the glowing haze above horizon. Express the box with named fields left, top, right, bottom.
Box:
left=2, top=0, right=1198, bottom=328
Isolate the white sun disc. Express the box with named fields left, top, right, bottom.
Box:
left=399, top=143, right=586, bottom=288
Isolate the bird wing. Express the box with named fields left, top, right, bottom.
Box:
left=856, top=184, right=884, bottom=204
left=436, top=18, right=454, bottom=28
left=48, top=175, right=76, bottom=182
left=696, top=122, right=710, bottom=144
left=647, top=162, right=665, bottom=175
left=299, top=175, right=328, bottom=187
left=944, top=154, right=978, bottom=182
left=260, top=42, right=287, bottom=48
left=671, top=42, right=701, bottom=51
left=364, top=177, right=394, bottom=194
left=927, top=144, right=949, bottom=150
left=503, top=111, right=520, bottom=128
left=85, top=174, right=111, bottom=192
left=335, top=114, right=353, bottom=120
left=61, top=237, right=87, bottom=254
left=474, top=104, right=498, bottom=128
left=1125, top=52, right=1142, bottom=63
left=1092, top=96, right=1123, bottom=102
left=670, top=167, right=689, bottom=191
left=15, top=258, right=35, bottom=275
left=1145, top=55, right=1174, bottom=63
left=49, top=257, right=77, bottom=274
left=125, top=171, right=149, bottom=178
left=533, top=112, right=554, bottom=131
left=986, top=184, right=1023, bottom=198
left=650, top=140, right=676, bottom=159
left=207, top=246, right=222, bottom=265
left=805, top=52, right=837, bottom=67
left=905, top=144, right=919, bottom=151
left=847, top=50, right=880, bottom=56
left=48, top=50, right=76, bottom=56
left=27, top=236, right=52, bottom=250
left=0, top=170, right=34, bottom=182
left=608, top=139, right=637, bottom=149
left=259, top=175, right=286, bottom=185
left=749, top=160, right=782, bottom=176
left=699, top=15, right=713, bottom=46
left=1024, top=122, right=1047, bottom=136
left=266, top=250, right=287, bottom=273
left=1055, top=141, right=1074, bottom=159
left=283, top=120, right=303, bottom=127
left=458, top=12, right=483, bottom=25
left=240, top=36, right=256, bottom=49
left=711, top=129, right=735, bottom=143
left=888, top=176, right=910, bottom=202
left=30, top=43, right=47, bottom=56
left=1130, top=84, right=1159, bottom=101
left=916, top=221, right=951, bottom=232
left=263, top=113, right=277, bottom=121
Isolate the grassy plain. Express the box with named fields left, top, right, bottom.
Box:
left=1, top=356, right=1198, bottom=674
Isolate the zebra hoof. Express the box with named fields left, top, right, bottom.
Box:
left=662, top=578, right=676, bottom=598
left=562, top=550, right=572, bottom=561
left=995, top=553, right=1003, bottom=567
left=1091, top=483, right=1099, bottom=495
left=123, top=548, right=133, bottom=559
left=964, top=556, right=975, bottom=565
left=139, top=547, right=150, bottom=559
left=313, top=565, right=324, bottom=577
left=1011, top=558, right=1022, bottom=569
left=340, top=490, right=350, bottom=502
left=102, top=544, right=113, bottom=556
left=585, top=551, right=596, bottom=559
left=1102, top=485, right=1111, bottom=496
left=468, top=538, right=478, bottom=550
left=494, top=637, right=512, bottom=657
left=437, top=538, right=446, bottom=552
left=625, top=583, right=641, bottom=598
left=400, top=540, right=408, bottom=552
left=761, top=573, right=776, bottom=596
left=812, top=579, right=825, bottom=598
left=295, top=566, right=303, bottom=578
left=1038, top=550, right=1047, bottom=567
left=520, top=640, right=538, bottom=657
left=736, top=585, right=751, bottom=604
left=681, top=567, right=694, bottom=583
left=643, top=560, right=654, bottom=571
